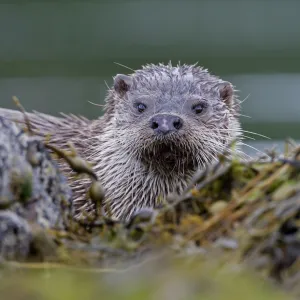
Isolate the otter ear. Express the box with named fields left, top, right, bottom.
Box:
left=218, top=82, right=234, bottom=107
left=113, top=74, right=133, bottom=94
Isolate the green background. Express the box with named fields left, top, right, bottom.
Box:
left=0, top=0, right=300, bottom=153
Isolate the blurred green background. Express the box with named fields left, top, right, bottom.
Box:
left=0, top=0, right=300, bottom=154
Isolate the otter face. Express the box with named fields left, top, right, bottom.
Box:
left=109, top=64, right=240, bottom=172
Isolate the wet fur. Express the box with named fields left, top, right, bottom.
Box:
left=0, top=63, right=242, bottom=220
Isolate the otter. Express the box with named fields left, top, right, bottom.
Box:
left=0, top=63, right=242, bottom=220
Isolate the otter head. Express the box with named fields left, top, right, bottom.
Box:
left=106, top=63, right=240, bottom=174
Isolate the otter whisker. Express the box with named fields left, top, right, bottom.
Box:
left=114, top=62, right=135, bottom=72
left=88, top=101, right=106, bottom=108
left=239, top=93, right=251, bottom=104
left=236, top=113, right=252, bottom=118
left=217, top=128, right=270, bottom=140
left=239, top=142, right=270, bottom=157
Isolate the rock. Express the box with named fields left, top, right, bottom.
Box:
left=0, top=211, right=32, bottom=260
left=0, top=116, right=72, bottom=260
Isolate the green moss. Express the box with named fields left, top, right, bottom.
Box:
left=1, top=126, right=300, bottom=298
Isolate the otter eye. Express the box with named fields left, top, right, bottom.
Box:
left=136, top=103, right=147, bottom=113
left=192, top=103, right=204, bottom=114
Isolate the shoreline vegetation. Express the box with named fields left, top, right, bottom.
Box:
left=0, top=102, right=299, bottom=299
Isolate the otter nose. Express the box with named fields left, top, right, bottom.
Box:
left=150, top=114, right=183, bottom=135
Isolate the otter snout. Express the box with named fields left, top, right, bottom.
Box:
left=150, top=114, right=183, bottom=135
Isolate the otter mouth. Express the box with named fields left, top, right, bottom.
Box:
left=155, top=144, right=176, bottom=162
left=141, top=141, right=193, bottom=168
